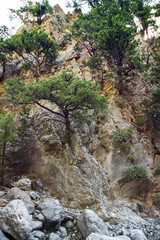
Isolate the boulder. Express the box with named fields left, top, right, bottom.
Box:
left=32, top=179, right=43, bottom=192
left=57, top=226, right=67, bottom=238
left=26, top=236, right=39, bottom=240
left=49, top=232, right=62, bottom=240
left=37, top=198, right=65, bottom=227
left=130, top=229, right=147, bottom=240
left=32, top=230, right=45, bottom=240
left=11, top=177, right=31, bottom=191
left=30, top=192, right=40, bottom=200
left=65, top=220, right=74, bottom=229
left=36, top=214, right=45, bottom=222
left=86, top=233, right=131, bottom=240
left=7, top=187, right=35, bottom=214
left=32, top=221, right=43, bottom=230
left=77, top=209, right=109, bottom=238
left=0, top=200, right=33, bottom=240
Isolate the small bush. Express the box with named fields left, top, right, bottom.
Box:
left=112, top=126, right=133, bottom=149
left=126, top=154, right=135, bottom=163
left=20, top=62, right=31, bottom=71
left=124, top=164, right=149, bottom=182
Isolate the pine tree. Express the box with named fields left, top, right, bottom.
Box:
left=5, top=29, right=58, bottom=81
left=10, top=0, right=53, bottom=25
left=3, top=72, right=107, bottom=146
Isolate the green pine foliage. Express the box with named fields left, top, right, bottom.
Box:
left=112, top=126, right=134, bottom=150
left=3, top=71, right=108, bottom=146
left=0, top=110, right=16, bottom=186
left=150, top=52, right=160, bottom=84
left=71, top=0, right=139, bottom=94
left=0, top=36, right=13, bottom=82
left=17, top=105, right=31, bottom=145
left=4, top=29, right=58, bottom=81
left=124, top=164, right=149, bottom=182
left=10, top=0, right=53, bottom=25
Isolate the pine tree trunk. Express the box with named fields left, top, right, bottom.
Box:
left=1, top=142, right=6, bottom=186
left=35, top=57, right=40, bottom=82
left=0, top=62, right=6, bottom=82
left=65, top=114, right=71, bottom=147
left=37, top=16, right=42, bottom=25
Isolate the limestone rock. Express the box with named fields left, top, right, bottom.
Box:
left=0, top=200, right=33, bottom=240
left=0, top=191, right=5, bottom=198
left=11, top=177, right=31, bottom=191
left=130, top=229, right=147, bottom=240
left=57, top=226, right=67, bottom=238
left=65, top=220, right=74, bottom=229
left=32, top=230, right=45, bottom=240
left=32, top=220, right=43, bottom=230
left=36, top=214, right=45, bottom=222
left=86, top=233, right=131, bottom=240
left=32, top=179, right=43, bottom=192
left=77, top=209, right=109, bottom=238
left=37, top=198, right=65, bottom=226
left=30, top=191, right=40, bottom=200
left=49, top=232, right=62, bottom=240
left=7, top=187, right=35, bottom=214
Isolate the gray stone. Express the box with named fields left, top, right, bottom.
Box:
left=0, top=200, right=33, bottom=240
left=49, top=232, right=62, bottom=240
left=58, top=226, right=67, bottom=238
left=32, top=221, right=43, bottom=230
left=130, top=229, right=147, bottom=240
left=86, top=233, right=131, bottom=240
left=7, top=187, right=35, bottom=214
left=32, top=230, right=45, bottom=240
left=30, top=192, right=40, bottom=200
left=0, top=191, right=5, bottom=198
left=36, top=214, right=45, bottom=222
left=37, top=198, right=65, bottom=225
left=11, top=177, right=31, bottom=191
left=26, top=235, right=39, bottom=240
left=65, top=220, right=74, bottom=229
left=77, top=209, right=109, bottom=238
left=0, top=230, right=9, bottom=240
left=32, top=179, right=43, bottom=192
left=121, top=227, right=131, bottom=236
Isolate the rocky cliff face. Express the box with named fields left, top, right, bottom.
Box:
left=1, top=4, right=160, bottom=219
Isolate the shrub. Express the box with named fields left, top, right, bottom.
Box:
left=112, top=126, right=133, bottom=149
left=126, top=154, right=135, bottom=163
left=124, top=164, right=149, bottom=182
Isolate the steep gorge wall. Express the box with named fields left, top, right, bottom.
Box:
left=1, top=5, right=160, bottom=217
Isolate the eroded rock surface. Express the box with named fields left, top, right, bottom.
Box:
left=37, top=197, right=65, bottom=227
left=0, top=200, right=33, bottom=240
left=7, top=187, right=35, bottom=214
left=77, top=209, right=109, bottom=238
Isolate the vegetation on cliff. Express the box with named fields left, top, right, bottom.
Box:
left=3, top=71, right=107, bottom=146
